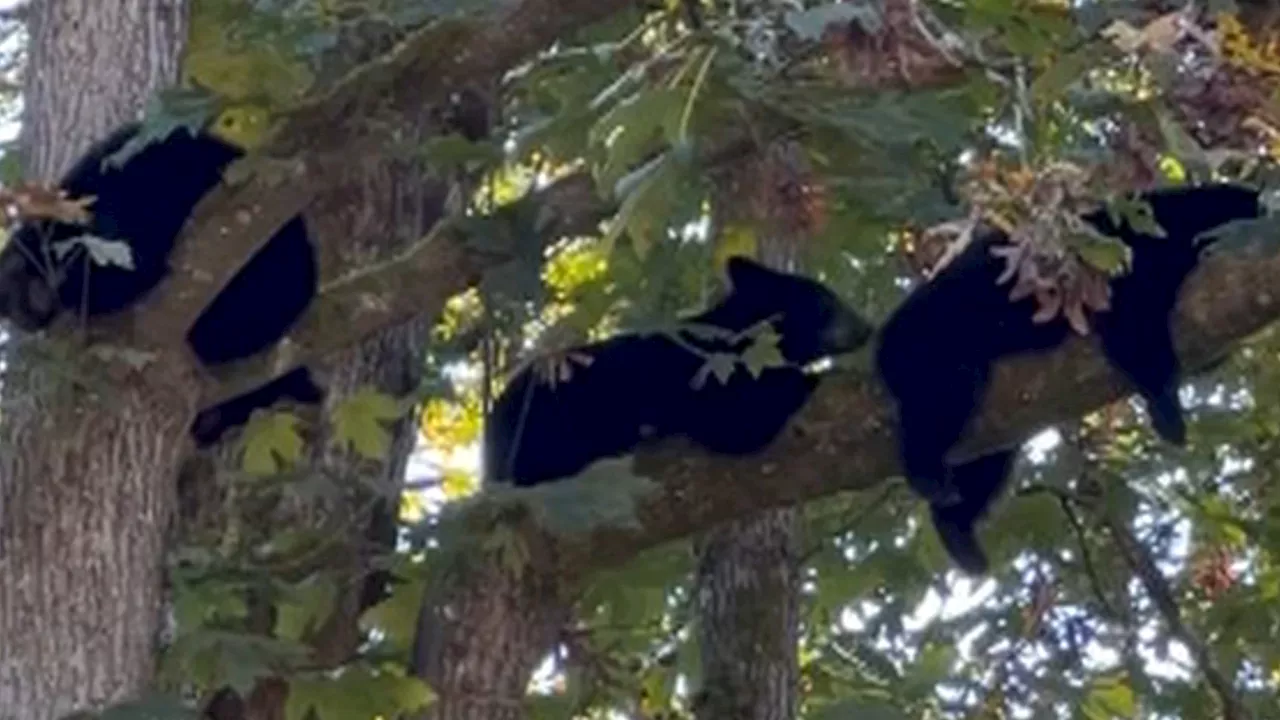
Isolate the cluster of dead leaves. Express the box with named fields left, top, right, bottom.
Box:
left=922, top=160, right=1124, bottom=336
left=1174, top=13, right=1280, bottom=158
left=1190, top=543, right=1237, bottom=601
left=0, top=182, right=92, bottom=231
left=1103, top=9, right=1280, bottom=161
left=822, top=0, right=968, bottom=91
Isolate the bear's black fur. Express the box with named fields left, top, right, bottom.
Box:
left=876, top=182, right=1263, bottom=574
left=0, top=123, right=322, bottom=445
left=484, top=256, right=873, bottom=486
left=190, top=367, right=325, bottom=447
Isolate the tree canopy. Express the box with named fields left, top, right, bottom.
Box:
left=8, top=0, right=1280, bottom=719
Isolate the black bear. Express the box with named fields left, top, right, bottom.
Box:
left=876, top=182, right=1263, bottom=574
left=483, top=256, right=873, bottom=486
left=0, top=122, right=322, bottom=446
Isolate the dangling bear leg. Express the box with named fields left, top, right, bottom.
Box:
left=1099, top=316, right=1187, bottom=446
left=928, top=447, right=1020, bottom=574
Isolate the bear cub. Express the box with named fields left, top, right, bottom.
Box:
left=0, top=122, right=323, bottom=446
left=876, top=182, right=1263, bottom=574
left=484, top=256, right=873, bottom=486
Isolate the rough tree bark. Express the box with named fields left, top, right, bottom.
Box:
left=692, top=155, right=804, bottom=720
left=0, top=2, right=192, bottom=718
left=695, top=510, right=801, bottom=720
left=413, top=549, right=571, bottom=720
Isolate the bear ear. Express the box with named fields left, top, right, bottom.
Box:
left=724, top=255, right=774, bottom=290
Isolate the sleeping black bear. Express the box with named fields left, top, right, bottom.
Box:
left=0, top=122, right=322, bottom=446
left=483, top=256, right=874, bottom=486
left=876, top=182, right=1263, bottom=574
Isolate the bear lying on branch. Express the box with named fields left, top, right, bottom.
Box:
left=876, top=182, right=1264, bottom=574
left=483, top=256, right=874, bottom=487
left=0, top=123, right=322, bottom=446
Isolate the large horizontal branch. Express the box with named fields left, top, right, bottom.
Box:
left=542, top=242, right=1280, bottom=577
left=132, top=0, right=637, bottom=357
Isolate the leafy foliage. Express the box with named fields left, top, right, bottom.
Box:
left=151, top=0, right=1280, bottom=718
left=331, top=387, right=405, bottom=460
left=284, top=665, right=434, bottom=720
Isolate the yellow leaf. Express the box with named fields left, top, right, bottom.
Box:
left=333, top=388, right=404, bottom=461
left=240, top=410, right=305, bottom=476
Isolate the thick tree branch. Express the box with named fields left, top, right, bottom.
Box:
left=132, top=0, right=637, bottom=356
left=540, top=243, right=1280, bottom=576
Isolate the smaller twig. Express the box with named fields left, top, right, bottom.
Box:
left=1055, top=492, right=1119, bottom=619
left=1104, top=513, right=1251, bottom=720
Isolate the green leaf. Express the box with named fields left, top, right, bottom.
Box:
left=1081, top=674, right=1138, bottom=719
left=274, top=573, right=338, bottom=642
left=1075, top=228, right=1133, bottom=276
left=0, top=141, right=23, bottom=185
left=601, top=153, right=670, bottom=259
left=107, top=88, right=221, bottom=168
left=420, top=133, right=505, bottom=173
left=692, top=352, right=739, bottom=389
left=1155, top=109, right=1213, bottom=175
left=590, top=87, right=683, bottom=189
left=360, top=572, right=427, bottom=650
left=331, top=387, right=404, bottom=461
left=239, top=409, right=306, bottom=476
left=741, top=326, right=787, bottom=378
left=285, top=666, right=434, bottom=720
left=579, top=541, right=693, bottom=653
left=1107, top=196, right=1166, bottom=239
left=1031, top=44, right=1101, bottom=102
left=171, top=575, right=249, bottom=631
left=162, top=631, right=310, bottom=696
left=901, top=642, right=956, bottom=700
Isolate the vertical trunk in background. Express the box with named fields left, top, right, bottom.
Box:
left=290, top=133, right=446, bottom=660
left=692, top=155, right=803, bottom=720
left=0, top=1, right=191, bottom=717
left=183, top=24, right=457, bottom=713
left=694, top=509, right=801, bottom=720
left=191, top=150, right=444, bottom=719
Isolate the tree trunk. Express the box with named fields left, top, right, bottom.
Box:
left=290, top=122, right=445, bottom=663
left=0, top=2, right=191, bottom=718
left=414, top=556, right=570, bottom=720
left=692, top=155, right=804, bottom=720
left=694, top=510, right=801, bottom=720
